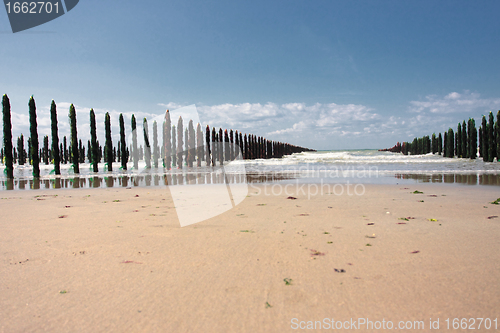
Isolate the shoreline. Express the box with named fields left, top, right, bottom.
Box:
left=1, top=171, right=500, bottom=191
left=1, top=183, right=499, bottom=332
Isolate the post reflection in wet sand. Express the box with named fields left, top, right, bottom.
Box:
left=2, top=171, right=500, bottom=190
left=395, top=173, right=500, bottom=186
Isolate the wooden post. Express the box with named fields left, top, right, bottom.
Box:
left=177, top=116, right=183, bottom=168
left=206, top=125, right=211, bottom=166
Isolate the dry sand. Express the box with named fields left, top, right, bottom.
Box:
left=1, top=183, right=499, bottom=332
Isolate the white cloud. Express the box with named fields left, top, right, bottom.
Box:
left=158, top=102, right=184, bottom=110
left=1, top=100, right=427, bottom=150
left=4, top=92, right=499, bottom=151
left=409, top=90, right=500, bottom=114
left=195, top=102, right=388, bottom=148
left=445, top=92, right=461, bottom=100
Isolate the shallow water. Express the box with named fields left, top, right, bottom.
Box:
left=1, top=150, right=500, bottom=190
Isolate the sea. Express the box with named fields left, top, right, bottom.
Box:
left=1, top=150, right=500, bottom=190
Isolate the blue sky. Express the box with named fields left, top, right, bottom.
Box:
left=1, top=0, right=500, bottom=150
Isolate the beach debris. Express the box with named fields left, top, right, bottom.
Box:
left=323, top=231, right=330, bottom=234
left=487, top=216, right=498, bottom=219
left=418, top=200, right=425, bottom=202
left=327, top=241, right=333, bottom=244
left=298, top=213, right=309, bottom=216
left=121, top=260, right=142, bottom=264
left=399, top=217, right=409, bottom=221
left=240, top=230, right=254, bottom=233
left=310, top=249, right=325, bottom=256
left=328, top=206, right=332, bottom=208
left=410, top=250, right=420, bottom=254
left=283, top=278, right=293, bottom=285
left=367, top=223, right=375, bottom=225
left=134, top=194, right=139, bottom=197
left=365, top=234, right=376, bottom=238
left=490, top=198, right=500, bottom=205
left=347, top=263, right=353, bottom=265
left=413, top=190, right=423, bottom=194
left=59, top=290, right=68, bottom=294
left=397, top=222, right=406, bottom=225
left=365, top=243, right=372, bottom=246
left=287, top=196, right=297, bottom=200
left=113, top=199, right=120, bottom=202
left=428, top=218, right=438, bottom=222
left=427, top=194, right=438, bottom=197
left=386, top=212, right=390, bottom=214
left=265, top=302, right=272, bottom=308
left=58, top=215, right=67, bottom=218
left=236, top=214, right=245, bottom=216
left=11, top=259, right=29, bottom=265
left=65, top=205, right=71, bottom=208
left=334, top=268, right=346, bottom=273
left=257, top=203, right=266, bottom=206
left=133, top=209, right=139, bottom=212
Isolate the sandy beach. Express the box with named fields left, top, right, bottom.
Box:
left=1, top=183, right=499, bottom=332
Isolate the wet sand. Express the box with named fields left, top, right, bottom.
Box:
left=1, top=183, right=499, bottom=332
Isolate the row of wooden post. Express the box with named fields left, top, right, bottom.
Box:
left=161, top=110, right=315, bottom=169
